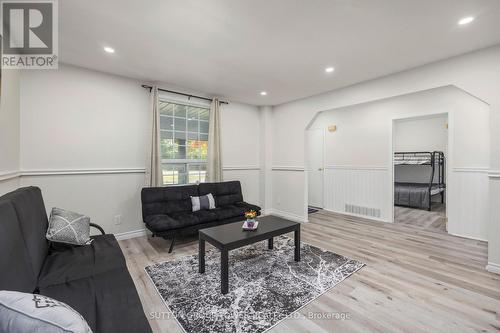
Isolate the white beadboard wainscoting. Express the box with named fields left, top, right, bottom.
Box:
left=319, top=165, right=490, bottom=241
left=323, top=166, right=391, bottom=222
left=447, top=167, right=490, bottom=241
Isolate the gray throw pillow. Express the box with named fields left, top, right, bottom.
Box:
left=191, top=193, right=216, bottom=212
left=0, top=290, right=93, bottom=333
left=46, top=207, right=92, bottom=245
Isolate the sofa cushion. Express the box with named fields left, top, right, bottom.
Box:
left=169, top=212, right=202, bottom=227
left=145, top=209, right=219, bottom=232
left=190, top=193, right=216, bottom=211
left=144, top=215, right=179, bottom=232
left=38, top=234, right=125, bottom=288
left=212, top=205, right=246, bottom=220
left=0, top=201, right=38, bottom=293
left=0, top=290, right=92, bottom=333
left=46, top=208, right=92, bottom=246
left=192, top=210, right=218, bottom=223
left=199, top=181, right=244, bottom=207
left=145, top=214, right=198, bottom=231
left=1, top=187, right=49, bottom=279
left=141, top=185, right=198, bottom=219
left=39, top=267, right=152, bottom=333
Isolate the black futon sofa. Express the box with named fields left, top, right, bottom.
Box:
left=141, top=180, right=261, bottom=252
left=0, top=187, right=151, bottom=333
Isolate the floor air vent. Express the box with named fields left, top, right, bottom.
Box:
left=345, top=204, right=381, bottom=218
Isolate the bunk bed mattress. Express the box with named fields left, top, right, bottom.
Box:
left=394, top=183, right=443, bottom=208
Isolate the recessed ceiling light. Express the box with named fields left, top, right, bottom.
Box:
left=260, top=91, right=267, bottom=96
left=458, top=16, right=474, bottom=25
left=104, top=46, right=115, bottom=53
left=325, top=67, right=335, bottom=73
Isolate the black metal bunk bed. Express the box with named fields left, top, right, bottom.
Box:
left=394, top=151, right=445, bottom=211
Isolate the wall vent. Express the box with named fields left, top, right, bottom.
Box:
left=345, top=204, right=381, bottom=218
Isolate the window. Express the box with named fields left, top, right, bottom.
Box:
left=159, top=100, right=209, bottom=185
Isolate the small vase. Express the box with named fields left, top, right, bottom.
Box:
left=246, top=219, right=255, bottom=228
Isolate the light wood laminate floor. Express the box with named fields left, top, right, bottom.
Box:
left=394, top=203, right=447, bottom=232
left=119, top=211, right=500, bottom=333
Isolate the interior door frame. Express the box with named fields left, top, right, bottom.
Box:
left=390, top=112, right=450, bottom=224
left=306, top=128, right=326, bottom=209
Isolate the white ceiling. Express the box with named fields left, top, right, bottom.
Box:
left=59, top=0, right=500, bottom=105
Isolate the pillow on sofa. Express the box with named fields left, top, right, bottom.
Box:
left=0, top=290, right=92, bottom=333
left=191, top=193, right=216, bottom=212
left=46, top=207, right=92, bottom=246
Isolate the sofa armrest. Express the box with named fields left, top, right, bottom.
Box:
left=234, top=202, right=262, bottom=213
left=90, top=223, right=105, bottom=235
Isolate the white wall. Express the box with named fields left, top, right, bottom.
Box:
left=307, top=87, right=489, bottom=239
left=394, top=115, right=448, bottom=153
left=18, top=64, right=261, bottom=236
left=19, top=64, right=149, bottom=235
left=269, top=45, right=500, bottom=269
left=21, top=65, right=150, bottom=170
left=220, top=101, right=261, bottom=207
left=0, top=69, right=21, bottom=195
left=259, top=106, right=273, bottom=213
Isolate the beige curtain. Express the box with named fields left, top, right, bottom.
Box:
left=207, top=98, right=223, bottom=182
left=146, top=86, right=163, bottom=187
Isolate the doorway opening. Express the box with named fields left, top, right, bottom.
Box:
left=392, top=114, right=448, bottom=233
left=306, top=128, right=324, bottom=214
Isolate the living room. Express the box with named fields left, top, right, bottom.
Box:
left=1, top=1, right=500, bottom=333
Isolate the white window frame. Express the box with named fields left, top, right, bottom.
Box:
left=159, top=98, right=210, bottom=185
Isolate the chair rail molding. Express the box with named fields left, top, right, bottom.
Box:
left=325, top=165, right=388, bottom=171
left=452, top=167, right=490, bottom=173
left=11, top=166, right=262, bottom=177
left=20, top=168, right=147, bottom=176
left=0, top=171, right=21, bottom=182
left=271, top=166, right=305, bottom=171
left=489, top=170, right=500, bottom=178
left=222, top=166, right=261, bottom=171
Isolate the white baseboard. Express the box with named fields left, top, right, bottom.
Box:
left=262, top=209, right=274, bottom=216
left=448, top=232, right=488, bottom=242
left=268, top=209, right=308, bottom=223
left=486, top=262, right=500, bottom=275
left=115, top=228, right=148, bottom=240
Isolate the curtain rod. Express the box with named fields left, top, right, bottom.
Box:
left=141, top=85, right=229, bottom=104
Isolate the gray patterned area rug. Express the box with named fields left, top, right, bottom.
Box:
left=145, top=236, right=364, bottom=333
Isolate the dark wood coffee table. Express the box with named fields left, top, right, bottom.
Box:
left=198, top=215, right=301, bottom=294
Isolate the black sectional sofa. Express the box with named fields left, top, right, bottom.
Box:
left=141, top=180, right=261, bottom=252
left=0, top=187, right=151, bottom=333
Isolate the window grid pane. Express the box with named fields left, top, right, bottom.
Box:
left=159, top=101, right=209, bottom=185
